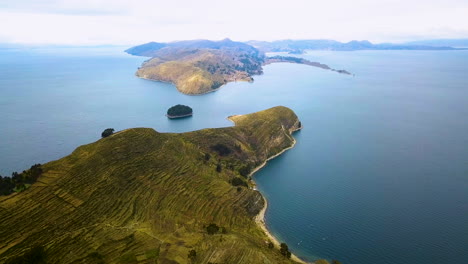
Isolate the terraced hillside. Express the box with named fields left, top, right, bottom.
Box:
left=0, top=107, right=312, bottom=264
left=129, top=39, right=265, bottom=95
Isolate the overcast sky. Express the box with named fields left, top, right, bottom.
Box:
left=1, top=0, right=467, bottom=45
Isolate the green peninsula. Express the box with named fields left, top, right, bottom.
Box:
left=0, top=106, right=316, bottom=264
left=126, top=39, right=351, bottom=95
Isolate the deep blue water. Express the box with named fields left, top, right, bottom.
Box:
left=0, top=47, right=467, bottom=264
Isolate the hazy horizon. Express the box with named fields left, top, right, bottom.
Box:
left=1, top=0, right=468, bottom=45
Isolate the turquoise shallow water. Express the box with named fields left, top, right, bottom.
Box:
left=0, top=47, right=467, bottom=264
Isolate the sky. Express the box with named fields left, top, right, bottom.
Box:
left=1, top=0, right=467, bottom=45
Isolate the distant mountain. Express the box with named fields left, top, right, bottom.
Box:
left=246, top=39, right=461, bottom=52
left=403, top=39, right=468, bottom=48
left=125, top=38, right=257, bottom=57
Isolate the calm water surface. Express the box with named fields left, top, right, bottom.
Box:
left=0, top=47, right=467, bottom=264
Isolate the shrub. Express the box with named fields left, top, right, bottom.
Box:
left=206, top=223, right=220, bottom=235
left=280, top=243, right=291, bottom=259
left=231, top=177, right=247, bottom=187
left=238, top=165, right=251, bottom=177
left=210, top=144, right=231, bottom=156
left=188, top=249, right=196, bottom=260
left=101, top=128, right=114, bottom=138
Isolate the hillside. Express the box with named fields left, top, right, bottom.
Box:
left=126, top=39, right=350, bottom=95
left=127, top=39, right=264, bottom=95
left=0, top=106, right=319, bottom=264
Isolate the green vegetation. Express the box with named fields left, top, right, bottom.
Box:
left=238, top=164, right=252, bottom=177
left=231, top=177, right=248, bottom=187
left=206, top=223, right=220, bottom=235
left=0, top=164, right=43, bottom=196
left=210, top=143, right=232, bottom=156
left=280, top=243, right=292, bottom=259
left=101, top=128, right=114, bottom=138
left=188, top=249, right=197, bottom=262
left=0, top=106, right=304, bottom=264
left=167, top=104, right=193, bottom=118
left=5, top=246, right=46, bottom=264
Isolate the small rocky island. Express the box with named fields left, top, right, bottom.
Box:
left=166, top=104, right=193, bottom=118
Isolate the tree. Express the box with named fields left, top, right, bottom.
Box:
left=280, top=243, right=291, bottom=258
left=206, top=223, right=219, bottom=235
left=188, top=249, right=197, bottom=261
left=204, top=153, right=211, bottom=161
left=216, top=163, right=222, bottom=173
left=210, top=144, right=231, bottom=156
left=267, top=241, right=274, bottom=249
left=101, top=128, right=114, bottom=138
left=238, top=165, right=251, bottom=177
left=231, top=177, right=247, bottom=187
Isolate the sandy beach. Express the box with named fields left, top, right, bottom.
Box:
left=250, top=126, right=311, bottom=264
left=228, top=114, right=309, bottom=263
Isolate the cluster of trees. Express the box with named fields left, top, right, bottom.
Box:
left=210, top=143, right=231, bottom=156
left=0, top=164, right=43, bottom=196
left=231, top=177, right=248, bottom=187
left=101, top=128, right=114, bottom=138
left=205, top=223, right=227, bottom=235
left=280, top=243, right=292, bottom=259
left=167, top=104, right=193, bottom=117
left=238, top=164, right=251, bottom=177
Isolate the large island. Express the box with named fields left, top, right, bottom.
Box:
left=0, top=107, right=336, bottom=264
left=126, top=39, right=351, bottom=95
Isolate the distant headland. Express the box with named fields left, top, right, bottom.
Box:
left=125, top=38, right=352, bottom=95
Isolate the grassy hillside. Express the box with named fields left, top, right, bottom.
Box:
left=0, top=107, right=310, bottom=264
left=129, top=39, right=265, bottom=95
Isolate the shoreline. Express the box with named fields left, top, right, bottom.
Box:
left=137, top=76, right=253, bottom=96
left=228, top=115, right=309, bottom=264
left=166, top=113, right=193, bottom=119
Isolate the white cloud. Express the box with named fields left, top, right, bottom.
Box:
left=0, top=0, right=467, bottom=45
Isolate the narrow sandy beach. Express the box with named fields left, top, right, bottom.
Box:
left=250, top=129, right=312, bottom=264
left=228, top=114, right=310, bottom=263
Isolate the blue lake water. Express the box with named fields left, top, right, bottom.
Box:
left=0, top=47, right=467, bottom=264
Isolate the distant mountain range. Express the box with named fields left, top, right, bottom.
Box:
left=245, top=39, right=468, bottom=52
left=403, top=39, right=468, bottom=48
left=125, top=38, right=258, bottom=57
